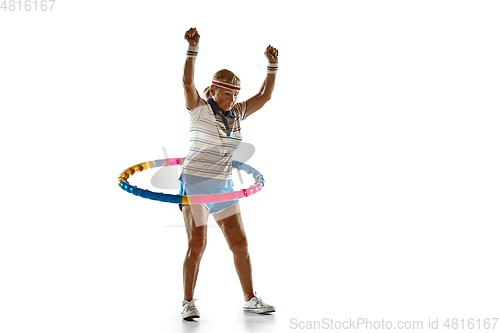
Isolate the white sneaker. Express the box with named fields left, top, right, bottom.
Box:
left=181, top=299, right=200, bottom=320
left=243, top=292, right=276, bottom=314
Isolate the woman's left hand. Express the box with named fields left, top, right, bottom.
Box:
left=265, top=45, right=278, bottom=63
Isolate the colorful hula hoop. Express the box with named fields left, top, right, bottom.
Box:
left=117, top=157, right=265, bottom=204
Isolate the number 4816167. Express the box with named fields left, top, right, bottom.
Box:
left=443, top=318, right=498, bottom=330
left=1, top=0, right=56, bottom=11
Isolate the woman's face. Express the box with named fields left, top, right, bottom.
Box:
left=211, top=86, right=239, bottom=112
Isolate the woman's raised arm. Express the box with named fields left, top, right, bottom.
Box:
left=245, top=45, right=279, bottom=118
left=183, top=28, right=201, bottom=110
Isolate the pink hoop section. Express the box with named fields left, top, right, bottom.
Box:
left=188, top=183, right=263, bottom=204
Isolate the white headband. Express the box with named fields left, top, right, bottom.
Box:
left=212, top=79, right=241, bottom=91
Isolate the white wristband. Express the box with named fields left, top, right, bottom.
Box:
left=187, top=45, right=199, bottom=58
left=267, top=62, right=278, bottom=74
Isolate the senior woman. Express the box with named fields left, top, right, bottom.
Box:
left=179, top=27, right=278, bottom=320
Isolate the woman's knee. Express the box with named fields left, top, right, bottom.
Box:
left=229, top=236, right=248, bottom=255
left=188, top=236, right=207, bottom=254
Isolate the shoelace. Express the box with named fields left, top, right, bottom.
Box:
left=182, top=299, right=197, bottom=312
left=248, top=292, right=267, bottom=308
left=253, top=297, right=266, bottom=308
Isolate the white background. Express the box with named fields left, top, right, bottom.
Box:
left=1, top=0, right=499, bottom=332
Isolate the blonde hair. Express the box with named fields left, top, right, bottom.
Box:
left=203, top=69, right=241, bottom=99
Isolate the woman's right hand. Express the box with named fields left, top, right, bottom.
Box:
left=184, top=27, right=200, bottom=46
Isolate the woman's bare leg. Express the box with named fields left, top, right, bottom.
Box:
left=182, top=204, right=209, bottom=301
left=214, top=203, right=255, bottom=302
